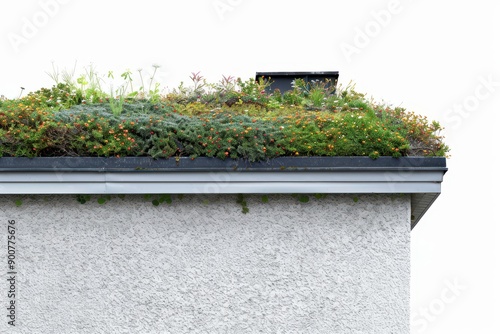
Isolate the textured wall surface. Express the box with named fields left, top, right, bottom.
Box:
left=0, top=194, right=410, bottom=334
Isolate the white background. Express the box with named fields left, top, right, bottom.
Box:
left=1, top=0, right=499, bottom=333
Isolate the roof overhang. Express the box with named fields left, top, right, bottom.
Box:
left=0, top=156, right=447, bottom=228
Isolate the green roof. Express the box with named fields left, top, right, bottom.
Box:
left=0, top=74, right=449, bottom=160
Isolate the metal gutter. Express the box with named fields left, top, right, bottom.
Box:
left=0, top=156, right=447, bottom=228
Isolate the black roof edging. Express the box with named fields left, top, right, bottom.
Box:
left=0, top=156, right=447, bottom=173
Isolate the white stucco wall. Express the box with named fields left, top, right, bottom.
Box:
left=0, top=194, right=410, bottom=334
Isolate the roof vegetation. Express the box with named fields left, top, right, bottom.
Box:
left=0, top=65, right=449, bottom=160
